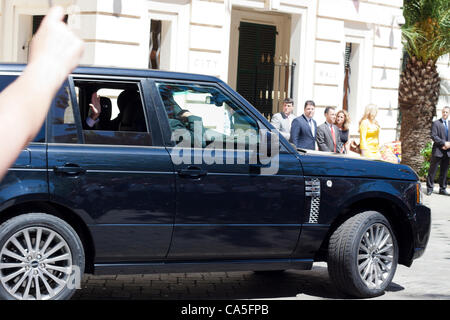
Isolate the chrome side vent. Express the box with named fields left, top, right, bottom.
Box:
left=305, top=179, right=320, bottom=224
left=305, top=179, right=320, bottom=197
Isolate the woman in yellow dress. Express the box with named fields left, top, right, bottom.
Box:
left=359, top=104, right=381, bottom=160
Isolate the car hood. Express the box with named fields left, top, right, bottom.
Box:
left=297, top=150, right=419, bottom=181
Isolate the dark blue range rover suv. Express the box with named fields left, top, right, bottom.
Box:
left=0, top=64, right=430, bottom=300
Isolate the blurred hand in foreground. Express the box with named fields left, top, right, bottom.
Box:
left=0, top=6, right=84, bottom=179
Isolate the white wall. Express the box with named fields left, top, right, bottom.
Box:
left=148, top=0, right=190, bottom=73
left=313, top=0, right=403, bottom=144
left=437, top=54, right=450, bottom=117
left=0, top=0, right=74, bottom=62
left=15, top=14, right=32, bottom=63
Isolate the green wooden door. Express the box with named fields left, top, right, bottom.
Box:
left=236, top=22, right=276, bottom=117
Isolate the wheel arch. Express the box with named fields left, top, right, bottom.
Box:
left=0, top=199, right=95, bottom=273
left=316, top=194, right=415, bottom=266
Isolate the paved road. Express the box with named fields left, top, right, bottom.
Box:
left=73, top=184, right=450, bottom=300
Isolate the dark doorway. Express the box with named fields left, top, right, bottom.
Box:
left=149, top=20, right=162, bottom=69
left=236, top=22, right=276, bottom=118
left=32, top=15, right=68, bottom=35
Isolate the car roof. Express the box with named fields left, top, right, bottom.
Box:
left=0, top=63, right=222, bottom=83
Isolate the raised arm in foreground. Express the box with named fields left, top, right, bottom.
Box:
left=0, top=6, right=84, bottom=179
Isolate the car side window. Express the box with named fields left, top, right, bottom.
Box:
left=73, top=80, right=152, bottom=146
left=155, top=82, right=259, bottom=149
left=48, top=81, right=78, bottom=144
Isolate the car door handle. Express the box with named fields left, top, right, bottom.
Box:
left=53, top=163, right=86, bottom=176
left=177, top=166, right=207, bottom=179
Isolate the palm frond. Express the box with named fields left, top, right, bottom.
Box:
left=401, top=0, right=450, bottom=62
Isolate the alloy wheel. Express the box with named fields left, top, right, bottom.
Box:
left=357, top=223, right=395, bottom=290
left=0, top=227, right=73, bottom=300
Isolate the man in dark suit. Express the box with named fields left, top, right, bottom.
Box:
left=289, top=100, right=317, bottom=150
left=426, top=106, right=450, bottom=195
left=316, top=106, right=342, bottom=153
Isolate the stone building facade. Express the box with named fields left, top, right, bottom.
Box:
left=0, top=0, right=449, bottom=142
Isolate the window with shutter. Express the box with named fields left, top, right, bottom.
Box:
left=236, top=22, right=276, bottom=118
left=32, top=15, right=68, bottom=35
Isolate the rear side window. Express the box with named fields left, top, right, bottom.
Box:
left=73, top=80, right=152, bottom=147
left=0, top=74, right=45, bottom=142
left=48, top=81, right=78, bottom=143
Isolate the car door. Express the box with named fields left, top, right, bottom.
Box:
left=0, top=74, right=47, bottom=206
left=46, top=77, right=176, bottom=263
left=151, top=80, right=305, bottom=260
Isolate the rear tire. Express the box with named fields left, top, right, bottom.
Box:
left=0, top=213, right=85, bottom=300
left=327, top=211, right=398, bottom=298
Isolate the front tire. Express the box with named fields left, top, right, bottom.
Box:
left=0, top=213, right=85, bottom=300
left=327, top=211, right=398, bottom=298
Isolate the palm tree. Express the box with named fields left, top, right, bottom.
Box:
left=398, top=0, right=450, bottom=173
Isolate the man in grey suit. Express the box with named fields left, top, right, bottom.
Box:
left=426, top=106, right=450, bottom=195
left=316, top=106, right=342, bottom=153
left=270, top=98, right=295, bottom=140
left=289, top=100, right=317, bottom=150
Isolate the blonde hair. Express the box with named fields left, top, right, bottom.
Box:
left=359, top=104, right=379, bottom=127
left=336, top=109, right=350, bottom=131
